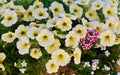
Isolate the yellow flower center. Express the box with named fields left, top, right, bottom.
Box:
left=23, top=43, right=28, bottom=48
left=89, top=12, right=94, bottom=17
left=54, top=8, right=59, bottom=12
left=107, top=10, right=112, bottom=15
left=58, top=54, right=63, bottom=60
left=105, top=35, right=110, bottom=41
left=28, top=11, right=32, bottom=16
left=8, top=33, right=13, bottom=38
left=20, top=31, right=26, bottom=36
left=50, top=63, right=55, bottom=68
left=38, top=12, right=44, bottom=16
left=6, top=16, right=13, bottom=21
left=33, top=33, right=38, bottom=37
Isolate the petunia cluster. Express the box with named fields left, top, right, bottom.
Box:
left=0, top=0, right=120, bottom=74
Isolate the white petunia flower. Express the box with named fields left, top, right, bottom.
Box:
left=30, top=48, right=42, bottom=59
left=103, top=5, right=117, bottom=18
left=46, top=17, right=58, bottom=28
left=36, top=29, right=54, bottom=47
left=3, top=1, right=14, bottom=9
left=1, top=9, right=17, bottom=27
left=0, top=53, right=6, bottom=71
left=106, top=17, right=119, bottom=33
left=13, top=5, right=25, bottom=12
left=44, top=39, right=61, bottom=54
left=23, top=6, right=35, bottom=22
left=59, top=13, right=77, bottom=20
left=93, top=21, right=106, bottom=33
left=49, top=1, right=64, bottom=16
left=52, top=49, right=71, bottom=66
left=72, top=24, right=87, bottom=39
left=91, top=0, right=103, bottom=10
left=16, top=37, right=30, bottom=55
left=100, top=30, right=116, bottom=46
left=1, top=32, right=16, bottom=43
left=33, top=0, right=43, bottom=8
left=63, top=0, right=74, bottom=6
left=116, top=22, right=120, bottom=34
left=65, top=31, right=79, bottom=48
left=76, top=0, right=90, bottom=5
left=45, top=59, right=59, bottom=74
left=0, top=0, right=7, bottom=4
left=70, top=4, right=83, bottom=18
left=82, top=18, right=93, bottom=29
left=73, top=47, right=82, bottom=64
left=56, top=17, right=72, bottom=31
left=85, top=9, right=99, bottom=21
left=32, top=8, right=48, bottom=20
left=15, top=25, right=28, bottom=39
left=27, top=27, right=40, bottom=39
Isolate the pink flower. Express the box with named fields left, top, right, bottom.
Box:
left=80, top=37, right=93, bottom=50
left=86, top=29, right=99, bottom=42
left=79, top=29, right=99, bottom=50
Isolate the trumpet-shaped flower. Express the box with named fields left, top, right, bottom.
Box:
left=77, top=0, right=90, bottom=5
left=13, top=5, right=25, bottom=12
left=30, top=48, right=42, bottom=59
left=103, top=5, right=117, bottom=18
left=1, top=32, right=16, bottom=43
left=32, top=8, right=48, bottom=20
left=49, top=1, right=64, bottom=16
left=0, top=0, right=7, bottom=4
left=46, top=17, right=58, bottom=28
left=3, top=1, right=14, bottom=9
left=82, top=18, right=93, bottom=29
left=52, top=49, right=71, bottom=66
left=1, top=9, right=17, bottom=27
left=70, top=4, right=83, bottom=18
left=106, top=17, right=119, bottom=32
left=33, top=0, right=43, bottom=8
left=17, top=37, right=30, bottom=55
left=27, top=27, right=40, bottom=39
left=63, top=0, right=74, bottom=6
left=36, top=29, right=54, bottom=47
left=0, top=53, right=6, bottom=71
left=44, top=39, right=61, bottom=54
left=65, top=31, right=79, bottom=48
left=45, top=60, right=59, bottom=74
left=73, top=47, right=82, bottom=64
left=91, top=0, right=103, bottom=10
left=23, top=6, right=35, bottom=22
left=116, top=22, right=120, bottom=34
left=100, top=30, right=116, bottom=46
left=59, top=13, right=77, bottom=20
left=56, top=17, right=72, bottom=31
left=72, top=24, right=87, bottom=38
left=85, top=9, right=99, bottom=21
left=15, top=25, right=28, bottom=39
left=93, top=21, right=106, bottom=33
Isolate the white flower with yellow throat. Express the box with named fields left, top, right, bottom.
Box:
left=51, top=49, right=71, bottom=66
left=36, top=29, right=54, bottom=47
left=1, top=9, right=17, bottom=27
